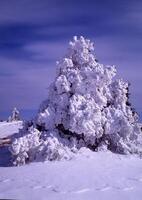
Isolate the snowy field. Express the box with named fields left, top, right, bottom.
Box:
left=0, top=151, right=142, bottom=200
left=0, top=121, right=23, bottom=138
left=0, top=122, right=142, bottom=200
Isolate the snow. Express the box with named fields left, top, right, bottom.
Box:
left=0, top=121, right=23, bottom=138
left=0, top=150, right=142, bottom=200
left=0, top=36, right=142, bottom=199
left=0, top=121, right=23, bottom=167
left=10, top=36, right=142, bottom=165
left=1, top=122, right=142, bottom=199
left=8, top=107, right=21, bottom=122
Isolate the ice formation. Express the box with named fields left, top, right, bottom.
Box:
left=10, top=36, right=142, bottom=165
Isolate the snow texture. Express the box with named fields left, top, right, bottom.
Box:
left=0, top=121, right=23, bottom=138
left=1, top=150, right=142, bottom=200
left=10, top=36, right=142, bottom=165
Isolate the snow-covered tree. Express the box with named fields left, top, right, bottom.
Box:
left=8, top=107, right=21, bottom=122
left=10, top=36, right=142, bottom=165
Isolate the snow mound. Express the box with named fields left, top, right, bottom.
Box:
left=10, top=36, right=142, bottom=165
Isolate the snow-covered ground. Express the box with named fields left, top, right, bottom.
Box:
left=0, top=121, right=23, bottom=167
left=0, top=122, right=142, bottom=199
left=0, top=121, right=23, bottom=138
left=0, top=151, right=142, bottom=200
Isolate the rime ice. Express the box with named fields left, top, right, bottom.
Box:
left=10, top=36, right=142, bottom=165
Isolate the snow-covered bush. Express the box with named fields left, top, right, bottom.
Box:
left=10, top=36, right=142, bottom=165
left=10, top=127, right=77, bottom=166
left=10, top=127, right=41, bottom=165
left=8, top=107, right=21, bottom=122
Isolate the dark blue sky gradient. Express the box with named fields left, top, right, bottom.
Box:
left=0, top=0, right=142, bottom=120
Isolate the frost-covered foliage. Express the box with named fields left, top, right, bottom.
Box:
left=10, top=36, right=142, bottom=165
left=8, top=107, right=21, bottom=122
left=10, top=127, right=41, bottom=165
left=10, top=126, right=76, bottom=166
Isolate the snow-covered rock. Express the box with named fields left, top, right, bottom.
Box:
left=10, top=36, right=142, bottom=165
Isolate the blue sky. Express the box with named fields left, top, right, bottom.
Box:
left=0, top=0, right=142, bottom=120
